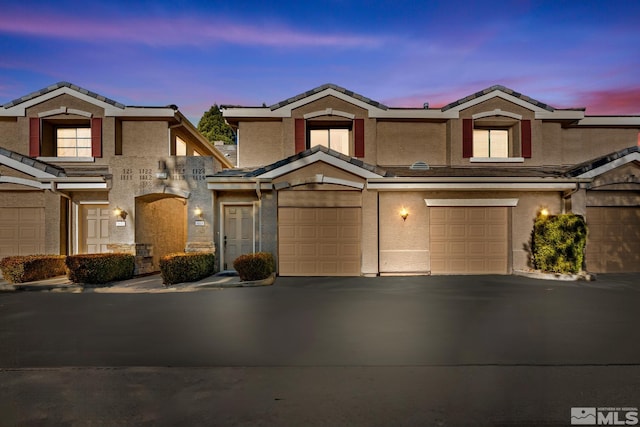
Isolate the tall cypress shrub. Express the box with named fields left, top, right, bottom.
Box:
left=532, top=213, right=587, bottom=274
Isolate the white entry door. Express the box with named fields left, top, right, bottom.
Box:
left=81, top=205, right=110, bottom=254
left=223, top=205, right=254, bottom=270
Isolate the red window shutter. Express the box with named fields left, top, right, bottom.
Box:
left=354, top=119, right=365, bottom=157
left=521, top=120, right=532, bottom=158
left=462, top=119, right=473, bottom=158
left=29, top=117, right=40, bottom=157
left=294, top=118, right=305, bottom=154
left=91, top=117, right=102, bottom=158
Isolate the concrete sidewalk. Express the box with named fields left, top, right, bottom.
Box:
left=0, top=271, right=275, bottom=293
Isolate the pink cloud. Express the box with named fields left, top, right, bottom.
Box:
left=570, top=87, right=640, bottom=115
left=0, top=9, right=384, bottom=48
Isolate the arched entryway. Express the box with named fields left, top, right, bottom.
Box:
left=135, top=194, right=187, bottom=273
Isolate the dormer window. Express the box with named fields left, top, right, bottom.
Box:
left=309, top=127, right=350, bottom=156
left=56, top=127, right=92, bottom=157
left=463, top=115, right=531, bottom=162
left=473, top=128, right=509, bottom=158
left=295, top=117, right=365, bottom=158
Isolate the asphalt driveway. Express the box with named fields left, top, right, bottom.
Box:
left=2, top=274, right=640, bottom=426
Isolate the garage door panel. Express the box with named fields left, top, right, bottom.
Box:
left=587, top=207, right=640, bottom=273
left=278, top=207, right=361, bottom=276
left=0, top=208, right=45, bottom=257
left=430, top=207, right=507, bottom=274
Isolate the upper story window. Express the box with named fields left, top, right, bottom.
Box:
left=310, top=127, right=350, bottom=156
left=473, top=128, right=509, bottom=158
left=176, top=136, right=187, bottom=156
left=295, top=117, right=365, bottom=158
left=463, top=116, right=531, bottom=162
left=56, top=127, right=92, bottom=157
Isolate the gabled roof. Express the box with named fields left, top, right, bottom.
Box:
left=3, top=82, right=125, bottom=109
left=209, top=145, right=391, bottom=179
left=565, top=146, right=640, bottom=178
left=269, top=83, right=389, bottom=111
left=441, top=85, right=558, bottom=112
left=0, top=147, right=66, bottom=177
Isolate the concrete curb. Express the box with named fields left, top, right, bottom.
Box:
left=514, top=269, right=596, bottom=282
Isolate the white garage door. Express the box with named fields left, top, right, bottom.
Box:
left=278, top=207, right=361, bottom=276
left=430, top=207, right=508, bottom=274
left=586, top=207, right=640, bottom=273
left=0, top=207, right=45, bottom=258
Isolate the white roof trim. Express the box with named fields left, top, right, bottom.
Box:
left=0, top=153, right=58, bottom=179
left=256, top=151, right=384, bottom=179
left=425, top=198, right=519, bottom=207
left=368, top=182, right=575, bottom=191
left=472, top=109, right=522, bottom=120
left=0, top=176, right=51, bottom=189
left=577, top=152, right=640, bottom=178
left=274, top=88, right=383, bottom=116
left=303, top=108, right=355, bottom=120
left=576, top=116, right=640, bottom=126
left=0, top=87, right=176, bottom=118
left=279, top=174, right=365, bottom=190
left=55, top=182, right=108, bottom=190
left=446, top=90, right=551, bottom=114
left=38, top=106, right=94, bottom=118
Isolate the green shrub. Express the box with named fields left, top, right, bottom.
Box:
left=532, top=213, right=587, bottom=274
left=66, top=253, right=135, bottom=284
left=159, top=252, right=215, bottom=285
left=0, top=255, right=67, bottom=284
left=233, top=252, right=275, bottom=281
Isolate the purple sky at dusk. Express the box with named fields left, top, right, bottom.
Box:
left=1, top=0, right=639, bottom=125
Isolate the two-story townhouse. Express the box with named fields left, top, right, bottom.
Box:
left=0, top=82, right=232, bottom=274
left=210, top=84, right=640, bottom=276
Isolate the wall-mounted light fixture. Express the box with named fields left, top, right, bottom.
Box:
left=194, top=207, right=203, bottom=219
left=400, top=207, right=409, bottom=222
left=113, top=207, right=127, bottom=221
left=539, top=208, right=550, bottom=217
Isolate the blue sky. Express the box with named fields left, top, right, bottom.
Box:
left=1, top=0, right=639, bottom=124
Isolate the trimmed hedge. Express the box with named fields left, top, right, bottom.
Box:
left=66, top=253, right=135, bottom=284
left=159, top=252, right=215, bottom=285
left=532, top=213, right=587, bottom=274
left=0, top=255, right=67, bottom=284
left=233, top=252, right=275, bottom=281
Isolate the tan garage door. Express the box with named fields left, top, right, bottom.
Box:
left=0, top=207, right=45, bottom=258
left=430, top=207, right=508, bottom=274
left=278, top=207, right=361, bottom=276
left=586, top=207, right=640, bottom=273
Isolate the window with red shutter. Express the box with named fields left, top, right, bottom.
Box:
left=29, top=118, right=41, bottom=157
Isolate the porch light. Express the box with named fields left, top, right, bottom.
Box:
left=194, top=207, right=203, bottom=219
left=400, top=207, right=409, bottom=222
left=113, top=207, right=127, bottom=220
left=539, top=208, right=549, bottom=217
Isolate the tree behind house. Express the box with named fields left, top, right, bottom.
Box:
left=197, top=104, right=235, bottom=145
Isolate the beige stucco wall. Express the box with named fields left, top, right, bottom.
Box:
left=376, top=121, right=447, bottom=166
left=135, top=196, right=187, bottom=271
left=121, top=121, right=169, bottom=157
left=559, top=128, right=637, bottom=166
left=238, top=121, right=284, bottom=167
left=379, top=191, right=430, bottom=274
left=378, top=190, right=564, bottom=274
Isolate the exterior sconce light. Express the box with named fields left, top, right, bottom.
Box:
left=113, top=207, right=127, bottom=220
left=400, top=207, right=409, bottom=222
left=194, top=207, right=205, bottom=226
left=114, top=207, right=127, bottom=227
left=539, top=208, right=550, bottom=217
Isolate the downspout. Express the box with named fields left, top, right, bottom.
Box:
left=256, top=181, right=262, bottom=252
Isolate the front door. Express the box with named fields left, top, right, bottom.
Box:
left=81, top=204, right=110, bottom=254
left=223, top=205, right=254, bottom=270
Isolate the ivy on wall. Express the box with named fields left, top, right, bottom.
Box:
left=532, top=213, right=588, bottom=274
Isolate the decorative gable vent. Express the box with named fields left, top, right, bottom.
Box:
left=410, top=161, right=430, bottom=170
